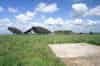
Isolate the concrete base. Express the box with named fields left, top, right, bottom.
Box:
left=49, top=43, right=100, bottom=66
left=62, top=57, right=100, bottom=66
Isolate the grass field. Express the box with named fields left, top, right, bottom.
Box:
left=0, top=34, right=100, bottom=66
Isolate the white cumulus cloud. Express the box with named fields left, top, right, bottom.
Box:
left=45, top=17, right=64, bottom=25
left=16, top=11, right=36, bottom=22
left=71, top=18, right=83, bottom=25
left=70, top=18, right=97, bottom=27
left=36, top=3, right=59, bottom=13
left=72, top=3, right=88, bottom=16
left=87, top=6, right=100, bottom=16
left=66, top=19, right=99, bottom=33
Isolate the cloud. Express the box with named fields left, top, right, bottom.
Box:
left=0, top=18, right=13, bottom=34
left=0, top=18, right=12, bottom=26
left=0, top=18, right=10, bottom=22
left=36, top=3, right=59, bottom=13
left=16, top=11, right=36, bottom=22
left=44, top=17, right=65, bottom=31
left=70, top=18, right=97, bottom=26
left=72, top=3, right=88, bottom=16
left=71, top=18, right=83, bottom=25
left=86, top=20, right=97, bottom=26
left=8, top=7, right=18, bottom=13
left=65, top=19, right=99, bottom=33
left=0, top=6, right=4, bottom=12
left=45, top=17, right=64, bottom=25
left=87, top=6, right=100, bottom=16
left=72, top=3, right=100, bottom=18
left=0, top=17, right=99, bottom=34
left=0, top=17, right=46, bottom=32
left=44, top=18, right=98, bottom=32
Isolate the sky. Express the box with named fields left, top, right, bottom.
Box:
left=0, top=0, right=100, bottom=34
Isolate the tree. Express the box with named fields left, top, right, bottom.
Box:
left=8, top=27, right=23, bottom=34
left=89, top=32, right=94, bottom=35
left=8, top=26, right=51, bottom=34
left=54, top=30, right=73, bottom=34
left=24, top=26, right=51, bottom=34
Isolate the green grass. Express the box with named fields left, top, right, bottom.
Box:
left=0, top=34, right=100, bottom=66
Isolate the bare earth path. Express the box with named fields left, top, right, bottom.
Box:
left=48, top=43, right=100, bottom=66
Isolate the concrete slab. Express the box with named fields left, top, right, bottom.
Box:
left=49, top=43, right=100, bottom=58
left=48, top=43, right=100, bottom=66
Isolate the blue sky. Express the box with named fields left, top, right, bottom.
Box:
left=0, top=0, right=100, bottom=34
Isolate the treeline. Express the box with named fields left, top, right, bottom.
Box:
left=54, top=30, right=74, bottom=34
left=53, top=30, right=100, bottom=35
left=8, top=26, right=51, bottom=34
left=8, top=26, right=100, bottom=35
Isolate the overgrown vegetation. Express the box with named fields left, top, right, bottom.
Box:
left=8, top=26, right=51, bottom=34
left=54, top=30, right=73, bottom=34
left=0, top=34, right=100, bottom=66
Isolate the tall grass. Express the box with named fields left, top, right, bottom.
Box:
left=0, top=34, right=100, bottom=66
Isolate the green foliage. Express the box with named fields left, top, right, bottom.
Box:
left=8, top=26, right=51, bottom=34
left=8, top=27, right=23, bottom=34
left=31, top=27, right=51, bottom=34
left=89, top=32, right=94, bottom=35
left=24, top=26, right=51, bottom=34
left=0, top=34, right=100, bottom=66
left=54, top=30, right=73, bottom=34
